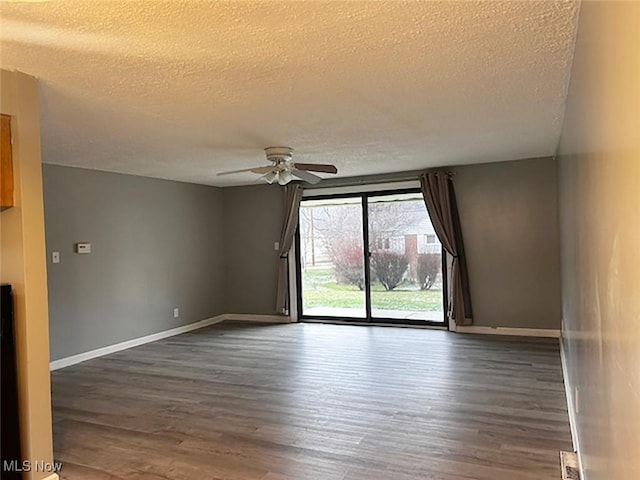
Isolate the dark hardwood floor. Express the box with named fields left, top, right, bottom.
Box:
left=51, top=322, right=572, bottom=480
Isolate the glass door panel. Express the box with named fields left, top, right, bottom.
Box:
left=298, top=196, right=367, bottom=319
left=367, top=193, right=445, bottom=323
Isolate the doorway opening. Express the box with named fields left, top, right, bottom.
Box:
left=296, top=189, right=447, bottom=326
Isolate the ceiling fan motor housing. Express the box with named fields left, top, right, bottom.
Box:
left=265, top=146, right=294, bottom=165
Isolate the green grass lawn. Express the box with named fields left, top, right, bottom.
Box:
left=302, top=266, right=443, bottom=311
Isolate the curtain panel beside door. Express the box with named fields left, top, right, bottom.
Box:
left=420, top=172, right=474, bottom=326
left=276, top=183, right=303, bottom=314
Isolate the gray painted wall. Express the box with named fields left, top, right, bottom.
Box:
left=557, top=2, right=640, bottom=478
left=222, top=185, right=283, bottom=315
left=452, top=157, right=562, bottom=329
left=43, top=165, right=225, bottom=360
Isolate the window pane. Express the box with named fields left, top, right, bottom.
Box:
left=299, top=197, right=366, bottom=318
left=367, top=193, right=444, bottom=323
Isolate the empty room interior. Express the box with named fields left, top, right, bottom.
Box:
left=0, top=1, right=638, bottom=480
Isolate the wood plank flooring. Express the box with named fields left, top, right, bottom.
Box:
left=51, top=322, right=572, bottom=480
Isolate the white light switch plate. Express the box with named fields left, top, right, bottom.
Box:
left=274, top=242, right=280, bottom=251
left=52, top=251, right=60, bottom=264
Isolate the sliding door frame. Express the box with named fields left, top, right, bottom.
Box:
left=295, top=187, right=448, bottom=328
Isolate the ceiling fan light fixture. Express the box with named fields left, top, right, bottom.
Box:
left=278, top=170, right=293, bottom=185
left=264, top=171, right=277, bottom=184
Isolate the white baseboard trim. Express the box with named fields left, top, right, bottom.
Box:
left=49, top=315, right=226, bottom=371
left=224, top=313, right=294, bottom=323
left=455, top=325, right=560, bottom=338
left=560, top=336, right=585, bottom=478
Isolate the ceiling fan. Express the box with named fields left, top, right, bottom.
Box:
left=217, top=147, right=337, bottom=185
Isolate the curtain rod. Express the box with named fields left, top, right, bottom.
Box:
left=303, top=169, right=456, bottom=190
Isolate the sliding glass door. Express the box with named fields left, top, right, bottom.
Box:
left=296, top=189, right=446, bottom=326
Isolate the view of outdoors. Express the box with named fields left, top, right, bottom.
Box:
left=299, top=192, right=445, bottom=322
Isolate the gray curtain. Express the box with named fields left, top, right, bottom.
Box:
left=275, top=183, right=303, bottom=314
left=420, top=172, right=473, bottom=326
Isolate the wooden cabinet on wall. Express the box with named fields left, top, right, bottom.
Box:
left=1, top=114, right=14, bottom=210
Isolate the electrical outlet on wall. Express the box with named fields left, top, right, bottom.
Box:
left=76, top=242, right=91, bottom=254
left=173, top=308, right=179, bottom=318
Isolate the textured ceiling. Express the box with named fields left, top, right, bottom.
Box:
left=0, top=1, right=579, bottom=186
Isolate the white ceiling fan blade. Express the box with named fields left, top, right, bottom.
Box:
left=217, top=165, right=271, bottom=176
left=250, top=165, right=276, bottom=174
left=292, top=169, right=322, bottom=184
left=293, top=162, right=337, bottom=174
left=254, top=174, right=269, bottom=184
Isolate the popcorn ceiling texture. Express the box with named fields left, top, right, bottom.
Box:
left=0, top=1, right=579, bottom=186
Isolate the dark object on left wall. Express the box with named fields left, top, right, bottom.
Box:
left=1, top=284, right=22, bottom=480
